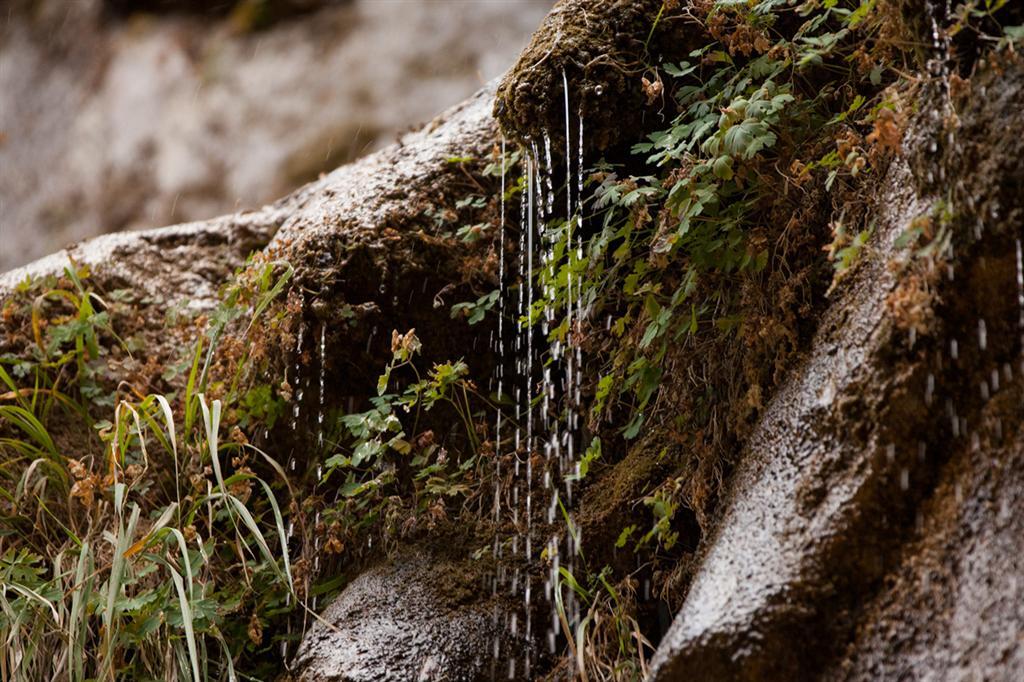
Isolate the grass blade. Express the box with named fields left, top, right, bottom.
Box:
left=168, top=566, right=201, bottom=682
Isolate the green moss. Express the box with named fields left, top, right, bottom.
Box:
left=495, top=0, right=689, bottom=151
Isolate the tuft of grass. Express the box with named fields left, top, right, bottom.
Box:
left=0, top=256, right=302, bottom=680
left=0, top=387, right=297, bottom=681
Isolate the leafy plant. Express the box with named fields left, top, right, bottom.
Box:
left=451, top=290, right=499, bottom=325
left=319, top=329, right=492, bottom=551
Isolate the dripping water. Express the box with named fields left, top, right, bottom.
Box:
left=489, top=77, right=590, bottom=674
left=289, top=322, right=306, bottom=472
left=1016, top=239, right=1024, bottom=358
left=317, top=325, right=326, bottom=473
left=492, top=137, right=509, bottom=667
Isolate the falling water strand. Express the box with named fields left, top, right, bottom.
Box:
left=563, top=70, right=573, bottom=219
left=527, top=142, right=538, bottom=487
left=569, top=97, right=587, bottom=642
left=317, top=326, right=326, bottom=455
left=284, top=320, right=303, bottom=675
left=507, top=148, right=534, bottom=660
left=515, top=154, right=528, bottom=468
left=542, top=131, right=557, bottom=435
left=924, top=0, right=953, bottom=169
left=543, top=132, right=556, bottom=225
left=1017, top=239, right=1024, bottom=360
left=920, top=0, right=963, bottom=460
left=289, top=323, right=306, bottom=473
left=562, top=77, right=577, bottom=571
left=495, top=138, right=507, bottom=524
left=312, top=325, right=327, bottom=597
left=500, top=90, right=590, bottom=671
left=505, top=147, right=531, bottom=670
left=513, top=149, right=529, bottom=591
left=283, top=319, right=305, bottom=669
left=526, top=139, right=552, bottom=678
left=563, top=70, right=574, bottom=350
left=491, top=137, right=508, bottom=667
left=577, top=107, right=585, bottom=329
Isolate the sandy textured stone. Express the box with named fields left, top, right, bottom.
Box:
left=293, top=551, right=510, bottom=682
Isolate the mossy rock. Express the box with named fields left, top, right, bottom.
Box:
left=494, top=0, right=702, bottom=151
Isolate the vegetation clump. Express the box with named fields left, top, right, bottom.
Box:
left=0, top=135, right=513, bottom=677
left=0, top=256, right=303, bottom=678
left=495, top=0, right=1023, bottom=674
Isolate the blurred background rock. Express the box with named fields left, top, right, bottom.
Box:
left=0, top=0, right=550, bottom=271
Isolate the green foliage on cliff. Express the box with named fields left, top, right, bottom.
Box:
left=0, top=260, right=301, bottom=680
left=523, top=0, right=1020, bottom=676
left=1, top=1, right=1021, bottom=680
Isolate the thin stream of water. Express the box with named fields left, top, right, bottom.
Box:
left=1017, top=238, right=1024, bottom=358
left=503, top=76, right=590, bottom=675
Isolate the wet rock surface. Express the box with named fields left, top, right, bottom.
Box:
left=293, top=551, right=509, bottom=682
left=263, top=82, right=503, bottom=415
left=643, top=149, right=910, bottom=678
left=0, top=208, right=287, bottom=378
left=1, top=76, right=509, bottom=680
left=3, top=2, right=1023, bottom=680
left=648, top=55, right=1024, bottom=681
left=647, top=153, right=930, bottom=681
left=0, top=211, right=280, bottom=310
left=0, top=80, right=502, bottom=421
left=832, top=403, right=1024, bottom=681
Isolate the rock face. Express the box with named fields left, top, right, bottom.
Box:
left=647, top=55, right=1024, bottom=682
left=647, top=152, right=933, bottom=681
left=494, top=0, right=672, bottom=151
left=0, top=0, right=549, bottom=271
left=492, top=0, right=1024, bottom=678
left=3, top=1, right=1023, bottom=680
left=0, top=79, right=500, bottom=371
left=262, top=82, right=504, bottom=409
left=293, top=551, right=510, bottom=682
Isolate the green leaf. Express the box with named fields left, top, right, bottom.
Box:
left=712, top=155, right=734, bottom=180
left=663, top=61, right=697, bottom=78
left=167, top=567, right=201, bottom=682
left=377, top=366, right=392, bottom=396
left=592, top=374, right=615, bottom=418
left=615, top=524, right=638, bottom=549
left=869, top=65, right=883, bottom=86
left=623, top=412, right=644, bottom=440
left=351, top=439, right=384, bottom=467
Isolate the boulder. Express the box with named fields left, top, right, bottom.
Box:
left=293, top=551, right=511, bottom=682
left=1, top=82, right=501, bottom=395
